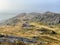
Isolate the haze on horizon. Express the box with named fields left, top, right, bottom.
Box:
left=0, top=0, right=60, bottom=20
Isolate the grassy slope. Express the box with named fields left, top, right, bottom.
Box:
left=0, top=22, right=60, bottom=45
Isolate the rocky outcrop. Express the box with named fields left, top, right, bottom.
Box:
left=0, top=34, right=37, bottom=43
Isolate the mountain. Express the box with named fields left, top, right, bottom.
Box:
left=1, top=11, right=60, bottom=26
left=0, top=11, right=60, bottom=45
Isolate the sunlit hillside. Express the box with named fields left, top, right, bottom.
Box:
left=0, top=12, right=60, bottom=45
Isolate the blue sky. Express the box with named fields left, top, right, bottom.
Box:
left=0, top=0, right=60, bottom=20
left=0, top=0, right=60, bottom=13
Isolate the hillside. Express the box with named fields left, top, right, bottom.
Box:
left=0, top=12, right=60, bottom=45
left=1, top=11, right=60, bottom=26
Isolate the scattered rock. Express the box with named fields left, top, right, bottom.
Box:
left=0, top=35, right=37, bottom=43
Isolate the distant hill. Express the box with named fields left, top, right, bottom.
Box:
left=0, top=11, right=60, bottom=26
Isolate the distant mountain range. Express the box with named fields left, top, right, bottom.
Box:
left=0, top=11, right=60, bottom=26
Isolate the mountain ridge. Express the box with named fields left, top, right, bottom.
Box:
left=0, top=11, right=60, bottom=26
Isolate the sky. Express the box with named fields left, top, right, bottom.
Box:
left=0, top=0, right=60, bottom=20
left=0, top=0, right=60, bottom=13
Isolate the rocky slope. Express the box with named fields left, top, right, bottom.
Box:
left=0, top=11, right=60, bottom=26
left=0, top=12, right=60, bottom=45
